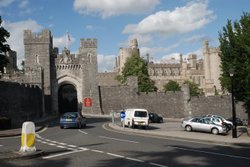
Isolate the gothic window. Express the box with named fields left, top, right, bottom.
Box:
left=87, top=52, right=93, bottom=63
left=35, top=55, right=40, bottom=65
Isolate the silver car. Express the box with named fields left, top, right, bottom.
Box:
left=181, top=117, right=228, bottom=135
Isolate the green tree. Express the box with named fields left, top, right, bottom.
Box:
left=163, top=80, right=181, bottom=92
left=116, top=53, right=157, bottom=92
left=0, top=16, right=10, bottom=72
left=183, top=80, right=200, bottom=96
left=219, top=12, right=250, bottom=118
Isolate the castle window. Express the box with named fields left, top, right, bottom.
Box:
left=35, top=55, right=40, bottom=65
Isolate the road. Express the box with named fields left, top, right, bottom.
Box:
left=1, top=117, right=250, bottom=167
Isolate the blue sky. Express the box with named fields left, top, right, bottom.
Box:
left=0, top=0, right=249, bottom=72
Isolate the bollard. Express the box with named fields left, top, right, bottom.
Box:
left=19, top=122, right=36, bottom=153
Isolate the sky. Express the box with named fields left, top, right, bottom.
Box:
left=0, top=0, right=249, bottom=72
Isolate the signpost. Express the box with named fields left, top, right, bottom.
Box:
left=120, top=111, right=126, bottom=128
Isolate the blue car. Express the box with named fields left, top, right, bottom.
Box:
left=60, top=112, right=87, bottom=129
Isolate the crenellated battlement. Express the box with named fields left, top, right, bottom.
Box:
left=24, top=29, right=52, bottom=44
left=80, top=38, right=97, bottom=48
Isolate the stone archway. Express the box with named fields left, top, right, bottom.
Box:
left=58, top=84, right=78, bottom=114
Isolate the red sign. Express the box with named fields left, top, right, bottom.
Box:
left=84, top=98, right=92, bottom=107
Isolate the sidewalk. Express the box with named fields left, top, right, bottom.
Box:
left=107, top=119, right=250, bottom=147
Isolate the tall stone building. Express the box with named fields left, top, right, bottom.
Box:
left=1, top=29, right=223, bottom=117
left=114, top=39, right=222, bottom=96
left=1, top=29, right=101, bottom=115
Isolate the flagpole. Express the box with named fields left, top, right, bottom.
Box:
left=66, top=31, right=68, bottom=49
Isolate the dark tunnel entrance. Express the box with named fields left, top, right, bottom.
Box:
left=58, top=84, right=78, bottom=114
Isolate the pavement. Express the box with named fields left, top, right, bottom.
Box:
left=0, top=115, right=250, bottom=161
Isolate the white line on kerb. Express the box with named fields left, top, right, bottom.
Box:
left=99, top=136, right=139, bottom=144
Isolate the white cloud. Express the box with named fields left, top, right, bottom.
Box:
left=73, top=0, right=159, bottom=18
left=18, top=0, right=29, bottom=8
left=97, top=54, right=116, bottom=72
left=123, top=0, right=215, bottom=36
left=3, top=19, right=43, bottom=66
left=0, top=0, right=15, bottom=7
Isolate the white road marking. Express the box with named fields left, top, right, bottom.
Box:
left=43, top=149, right=87, bottom=159
left=149, top=162, right=169, bottom=167
left=99, top=136, right=139, bottom=144
left=56, top=145, right=66, bottom=149
left=78, top=129, right=88, bottom=134
left=0, top=145, right=3, bottom=147
left=78, top=147, right=89, bottom=151
left=125, top=157, right=144, bottom=162
left=58, top=142, right=67, bottom=145
left=171, top=146, right=250, bottom=160
left=67, top=144, right=77, bottom=148
left=107, top=152, right=125, bottom=158
left=37, top=135, right=168, bottom=167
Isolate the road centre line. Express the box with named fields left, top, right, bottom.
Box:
left=99, top=136, right=139, bottom=144
left=92, top=149, right=104, bottom=153
left=171, top=146, right=250, bottom=160
left=78, top=129, right=88, bottom=134
left=125, top=157, right=144, bottom=163
left=43, top=149, right=87, bottom=159
left=37, top=135, right=168, bottom=167
left=106, top=152, right=125, bottom=158
left=149, top=162, right=169, bottom=167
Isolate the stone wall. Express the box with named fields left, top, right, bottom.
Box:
left=99, top=82, right=247, bottom=119
left=0, top=81, right=42, bottom=128
left=190, top=95, right=247, bottom=119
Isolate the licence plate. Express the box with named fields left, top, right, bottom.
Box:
left=65, top=119, right=72, bottom=121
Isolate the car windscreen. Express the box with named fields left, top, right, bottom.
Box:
left=134, top=111, right=147, bottom=117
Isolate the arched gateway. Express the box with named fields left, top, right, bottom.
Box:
left=23, top=29, right=101, bottom=115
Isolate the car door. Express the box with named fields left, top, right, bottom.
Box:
left=200, top=118, right=212, bottom=132
left=190, top=118, right=201, bottom=131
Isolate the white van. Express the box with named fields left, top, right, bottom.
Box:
left=124, top=108, right=149, bottom=129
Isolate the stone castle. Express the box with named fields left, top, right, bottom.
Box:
left=114, top=39, right=222, bottom=96
left=1, top=29, right=223, bottom=117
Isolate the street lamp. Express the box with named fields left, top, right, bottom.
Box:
left=229, top=68, right=237, bottom=138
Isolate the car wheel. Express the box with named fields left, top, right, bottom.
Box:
left=212, top=128, right=219, bottom=135
left=185, top=125, right=192, bottom=132
left=60, top=126, right=63, bottom=129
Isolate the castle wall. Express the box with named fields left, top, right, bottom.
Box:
left=99, top=83, right=247, bottom=119
left=0, top=81, right=42, bottom=128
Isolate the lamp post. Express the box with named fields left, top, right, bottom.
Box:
left=229, top=68, right=237, bottom=138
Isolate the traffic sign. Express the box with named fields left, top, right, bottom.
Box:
left=120, top=111, right=126, bottom=119
left=84, top=98, right=92, bottom=107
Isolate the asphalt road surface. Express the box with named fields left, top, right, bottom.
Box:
left=1, top=117, right=250, bottom=167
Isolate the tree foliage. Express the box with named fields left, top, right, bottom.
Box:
left=0, top=16, right=10, bottom=72
left=219, top=12, right=250, bottom=114
left=116, top=53, right=157, bottom=92
left=163, top=80, right=181, bottom=92
left=183, top=80, right=200, bottom=96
